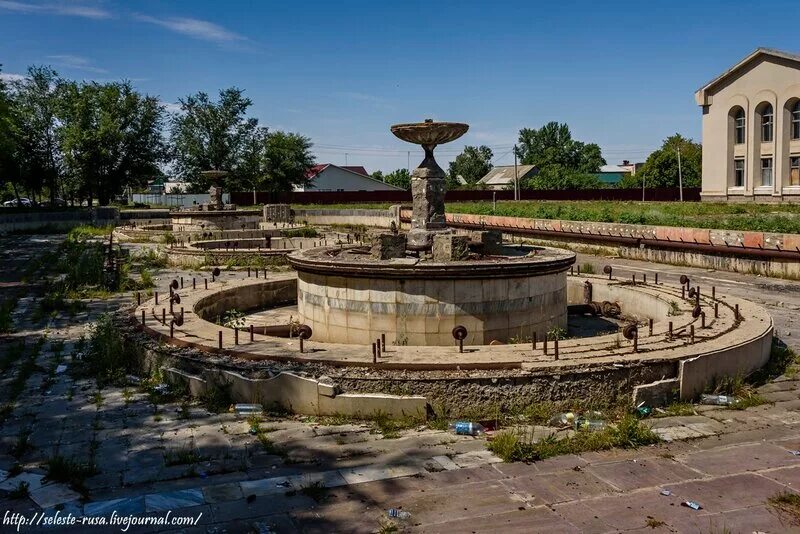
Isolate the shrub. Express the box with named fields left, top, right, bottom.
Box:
left=82, top=314, right=140, bottom=385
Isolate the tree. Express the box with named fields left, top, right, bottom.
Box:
left=526, top=165, right=604, bottom=190
left=170, top=88, right=264, bottom=192
left=58, top=81, right=166, bottom=205
left=516, top=122, right=605, bottom=189
left=619, top=134, right=701, bottom=189
left=371, top=170, right=384, bottom=181
left=0, top=66, right=19, bottom=201
left=384, top=168, right=411, bottom=190
left=12, top=66, right=63, bottom=203
left=260, top=131, right=315, bottom=192
left=448, top=145, right=493, bottom=188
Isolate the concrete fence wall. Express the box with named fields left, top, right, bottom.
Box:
left=293, top=207, right=401, bottom=229
left=0, top=208, right=119, bottom=235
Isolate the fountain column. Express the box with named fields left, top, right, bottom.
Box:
left=391, top=119, right=469, bottom=249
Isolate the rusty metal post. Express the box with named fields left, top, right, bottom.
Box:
left=247, top=267, right=251, bottom=277
left=161, top=308, right=165, bottom=324
left=715, top=302, right=719, bottom=318
left=690, top=325, right=695, bottom=342
left=544, top=336, right=548, bottom=355
left=193, top=278, right=196, bottom=290
left=643, top=274, right=647, bottom=284
left=250, top=324, right=254, bottom=342
left=263, top=268, right=267, bottom=278
left=648, top=318, right=653, bottom=336
left=701, top=312, right=706, bottom=328
left=155, top=291, right=159, bottom=305
left=735, top=303, right=740, bottom=320
left=170, top=321, right=174, bottom=338
left=681, top=286, right=685, bottom=300
left=576, top=265, right=580, bottom=275
left=205, top=279, right=208, bottom=290
left=136, top=292, right=141, bottom=305
left=372, top=342, right=377, bottom=363
left=668, top=321, right=673, bottom=337
left=655, top=272, right=658, bottom=284
left=633, top=331, right=638, bottom=353
left=180, top=276, right=184, bottom=289
left=554, top=337, right=559, bottom=360
left=632, top=273, right=636, bottom=285
left=695, top=286, right=700, bottom=306
left=141, top=309, right=145, bottom=326
left=570, top=266, right=574, bottom=275
left=381, top=333, right=386, bottom=352
left=299, top=336, right=304, bottom=353
left=218, top=331, right=222, bottom=349
left=712, top=286, right=716, bottom=300
left=235, top=328, right=239, bottom=345
left=532, top=332, right=537, bottom=350
left=376, top=338, right=381, bottom=359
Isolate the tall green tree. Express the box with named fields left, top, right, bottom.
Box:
left=0, top=66, right=19, bottom=201
left=59, top=81, right=166, bottom=205
left=384, top=168, right=411, bottom=190
left=260, top=131, right=315, bottom=192
left=12, top=66, right=63, bottom=203
left=170, top=88, right=265, bottom=192
left=448, top=145, right=493, bottom=188
left=516, top=122, right=605, bottom=189
left=619, top=134, right=701, bottom=189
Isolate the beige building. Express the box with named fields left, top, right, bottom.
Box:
left=697, top=48, right=800, bottom=202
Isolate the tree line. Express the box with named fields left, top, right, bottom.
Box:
left=374, top=122, right=701, bottom=191
left=0, top=65, right=315, bottom=206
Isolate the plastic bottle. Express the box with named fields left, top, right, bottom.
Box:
left=574, top=417, right=607, bottom=432
left=449, top=422, right=486, bottom=436
left=548, top=412, right=575, bottom=427
left=387, top=508, right=411, bottom=520
left=700, top=394, right=737, bottom=406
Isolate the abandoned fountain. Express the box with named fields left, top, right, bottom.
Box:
left=288, top=120, right=576, bottom=346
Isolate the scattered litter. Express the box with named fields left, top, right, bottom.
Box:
left=126, top=375, right=142, bottom=385
left=660, top=489, right=672, bottom=496
left=790, top=450, right=800, bottom=456
left=700, top=394, right=737, bottom=406
left=252, top=522, right=273, bottom=534
left=549, top=412, right=575, bottom=427
left=152, top=383, right=169, bottom=394
left=635, top=402, right=652, bottom=418
left=235, top=403, right=263, bottom=416
left=387, top=508, right=411, bottom=520
left=682, top=501, right=702, bottom=510
left=449, top=422, right=486, bottom=436
left=55, top=365, right=67, bottom=374
left=276, top=480, right=291, bottom=488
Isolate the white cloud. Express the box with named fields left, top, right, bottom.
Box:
left=0, top=72, right=26, bottom=83
left=46, top=54, right=107, bottom=73
left=134, top=14, right=245, bottom=43
left=160, top=101, right=183, bottom=114
left=0, top=1, right=111, bottom=19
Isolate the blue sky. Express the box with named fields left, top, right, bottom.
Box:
left=1, top=0, right=798, bottom=174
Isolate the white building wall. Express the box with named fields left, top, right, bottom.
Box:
left=300, top=167, right=400, bottom=192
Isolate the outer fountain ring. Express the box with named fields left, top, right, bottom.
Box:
left=390, top=121, right=469, bottom=145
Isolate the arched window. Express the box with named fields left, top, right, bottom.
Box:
left=761, top=103, right=774, bottom=142
left=792, top=101, right=800, bottom=140
left=734, top=108, right=746, bottom=144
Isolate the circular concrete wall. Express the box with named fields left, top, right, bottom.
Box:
left=290, top=245, right=574, bottom=346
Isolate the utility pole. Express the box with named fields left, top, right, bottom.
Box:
left=642, top=171, right=645, bottom=202
left=407, top=151, right=410, bottom=172
left=677, top=145, right=684, bottom=202
left=345, top=153, right=349, bottom=166
left=513, top=145, right=519, bottom=201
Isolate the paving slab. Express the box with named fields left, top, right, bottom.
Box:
left=83, top=496, right=146, bottom=517
left=28, top=483, right=81, bottom=509
left=338, top=464, right=420, bottom=485
left=669, top=473, right=789, bottom=512
left=679, top=442, right=800, bottom=476
left=201, top=482, right=243, bottom=504
left=587, top=457, right=703, bottom=492
left=240, top=476, right=292, bottom=497
left=144, top=488, right=205, bottom=512
left=0, top=472, right=45, bottom=492
left=422, top=505, right=580, bottom=533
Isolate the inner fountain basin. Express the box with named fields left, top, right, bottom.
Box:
left=288, top=243, right=575, bottom=346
